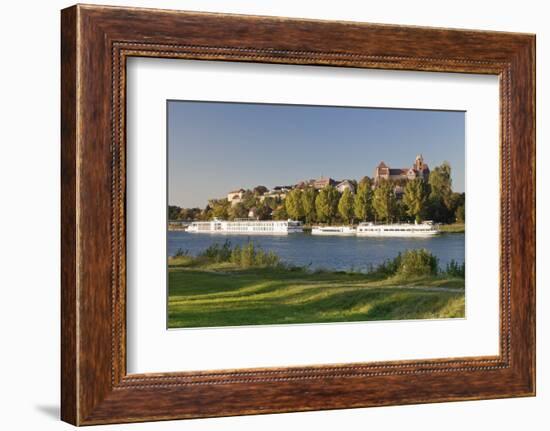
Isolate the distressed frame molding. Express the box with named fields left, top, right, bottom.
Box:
left=61, top=4, right=535, bottom=425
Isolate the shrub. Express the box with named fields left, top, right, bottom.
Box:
left=199, top=240, right=232, bottom=262
left=396, top=249, right=439, bottom=277
left=173, top=248, right=188, bottom=257
left=230, top=245, right=242, bottom=266
left=256, top=250, right=280, bottom=267
left=368, top=253, right=402, bottom=277
left=240, top=242, right=255, bottom=268
left=367, top=250, right=461, bottom=279
left=445, top=259, right=465, bottom=278
left=195, top=240, right=281, bottom=269
left=233, top=242, right=280, bottom=268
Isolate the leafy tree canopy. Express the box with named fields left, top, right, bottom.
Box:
left=338, top=188, right=355, bottom=224
left=315, top=185, right=339, bottom=223
left=373, top=180, right=397, bottom=223
left=403, top=178, right=429, bottom=222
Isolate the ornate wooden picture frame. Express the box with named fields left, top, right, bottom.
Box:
left=61, top=4, right=535, bottom=425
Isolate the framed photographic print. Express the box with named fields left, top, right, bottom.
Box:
left=61, top=4, right=535, bottom=425
left=163, top=101, right=466, bottom=330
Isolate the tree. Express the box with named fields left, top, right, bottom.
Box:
left=168, top=205, right=182, bottom=220
left=358, top=176, right=372, bottom=187
left=228, top=202, right=247, bottom=220
left=255, top=203, right=272, bottom=220
left=208, top=198, right=230, bottom=220
left=262, top=196, right=279, bottom=211
left=253, top=185, right=268, bottom=196
left=301, top=188, right=317, bottom=224
left=429, top=161, right=453, bottom=206
left=178, top=207, right=201, bottom=221
left=315, top=185, right=339, bottom=224
left=425, top=196, right=450, bottom=223
left=395, top=200, right=407, bottom=222
left=178, top=207, right=191, bottom=220
left=354, top=179, right=373, bottom=221
left=272, top=205, right=288, bottom=220
left=200, top=205, right=212, bottom=221
left=373, top=180, right=397, bottom=222
left=455, top=204, right=465, bottom=223
left=241, top=190, right=257, bottom=209
left=285, top=189, right=304, bottom=221
left=447, top=192, right=465, bottom=217
left=425, top=162, right=460, bottom=223
left=403, top=178, right=428, bottom=222
left=338, top=188, right=355, bottom=224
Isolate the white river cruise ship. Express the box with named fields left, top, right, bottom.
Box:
left=311, top=226, right=356, bottom=236
left=187, top=218, right=303, bottom=235
left=356, top=221, right=440, bottom=237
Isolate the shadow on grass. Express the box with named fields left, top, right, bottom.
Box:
left=168, top=268, right=465, bottom=328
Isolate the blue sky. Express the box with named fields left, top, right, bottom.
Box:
left=168, top=101, right=465, bottom=208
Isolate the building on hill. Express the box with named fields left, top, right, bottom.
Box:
left=374, top=155, right=430, bottom=184
left=261, top=186, right=291, bottom=201
left=294, top=179, right=315, bottom=189
left=313, top=177, right=337, bottom=189
left=248, top=207, right=258, bottom=219
left=227, top=189, right=245, bottom=206
left=336, top=179, right=355, bottom=194
left=273, top=185, right=293, bottom=193
left=295, top=177, right=337, bottom=190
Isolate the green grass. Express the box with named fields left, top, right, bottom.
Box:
left=167, top=261, right=465, bottom=328
left=439, top=223, right=465, bottom=233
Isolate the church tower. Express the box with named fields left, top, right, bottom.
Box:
left=414, top=154, right=424, bottom=171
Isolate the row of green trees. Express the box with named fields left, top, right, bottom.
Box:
left=283, top=180, right=366, bottom=224
left=280, top=173, right=463, bottom=224
left=170, top=162, right=465, bottom=225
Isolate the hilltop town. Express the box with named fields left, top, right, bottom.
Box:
left=169, top=155, right=465, bottom=225
left=227, top=155, right=430, bottom=206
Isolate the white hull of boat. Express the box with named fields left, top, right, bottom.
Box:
left=356, top=222, right=440, bottom=238
left=311, top=227, right=356, bottom=236
left=186, top=219, right=303, bottom=235
left=187, top=230, right=300, bottom=236
left=356, top=230, right=439, bottom=238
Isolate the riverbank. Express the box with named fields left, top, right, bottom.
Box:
left=168, top=256, right=465, bottom=328
left=439, top=223, right=465, bottom=233
left=169, top=222, right=465, bottom=234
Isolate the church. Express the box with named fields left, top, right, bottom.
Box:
left=374, top=155, right=430, bottom=183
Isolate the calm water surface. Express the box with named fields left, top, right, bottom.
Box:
left=168, top=231, right=465, bottom=272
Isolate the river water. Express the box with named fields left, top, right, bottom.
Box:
left=168, top=231, right=465, bottom=272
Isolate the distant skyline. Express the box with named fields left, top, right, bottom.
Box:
left=168, top=101, right=465, bottom=208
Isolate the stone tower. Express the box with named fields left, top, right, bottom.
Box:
left=414, top=154, right=424, bottom=171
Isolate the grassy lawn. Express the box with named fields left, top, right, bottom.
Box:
left=439, top=223, right=465, bottom=233
left=168, top=258, right=465, bottom=328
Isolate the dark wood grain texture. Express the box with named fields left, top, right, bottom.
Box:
left=61, top=4, right=535, bottom=425
left=60, top=5, right=78, bottom=425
